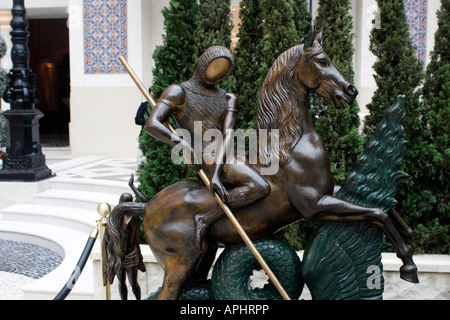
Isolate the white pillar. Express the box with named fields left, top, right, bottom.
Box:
left=425, top=0, right=439, bottom=66
left=354, top=0, right=378, bottom=120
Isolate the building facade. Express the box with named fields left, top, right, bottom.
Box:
left=0, top=0, right=440, bottom=158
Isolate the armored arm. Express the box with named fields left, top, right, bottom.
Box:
left=146, top=84, right=186, bottom=148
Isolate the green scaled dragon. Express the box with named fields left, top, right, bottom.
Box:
left=301, top=95, right=409, bottom=300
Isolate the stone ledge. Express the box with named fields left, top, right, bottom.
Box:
left=92, top=245, right=450, bottom=300
left=93, top=245, right=450, bottom=273
left=381, top=252, right=450, bottom=273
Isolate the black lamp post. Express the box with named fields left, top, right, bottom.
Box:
left=0, top=0, right=52, bottom=181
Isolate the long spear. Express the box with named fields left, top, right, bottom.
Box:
left=119, top=56, right=291, bottom=300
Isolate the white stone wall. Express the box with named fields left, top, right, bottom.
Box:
left=0, top=0, right=167, bottom=158
left=92, top=245, right=450, bottom=300
left=68, top=0, right=166, bottom=158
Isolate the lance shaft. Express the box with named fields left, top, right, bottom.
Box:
left=119, top=56, right=291, bottom=300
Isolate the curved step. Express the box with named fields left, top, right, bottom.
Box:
left=33, top=189, right=119, bottom=211
left=49, top=177, right=131, bottom=195
left=0, top=204, right=98, bottom=234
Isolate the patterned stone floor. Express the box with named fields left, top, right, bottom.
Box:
left=0, top=239, right=63, bottom=299
left=0, top=239, right=63, bottom=279
left=57, top=158, right=138, bottom=183
left=0, top=272, right=35, bottom=300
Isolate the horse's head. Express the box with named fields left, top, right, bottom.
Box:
left=296, top=28, right=358, bottom=108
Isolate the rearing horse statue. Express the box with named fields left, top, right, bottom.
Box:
left=105, top=28, right=417, bottom=300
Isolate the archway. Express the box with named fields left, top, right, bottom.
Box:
left=28, top=19, right=70, bottom=147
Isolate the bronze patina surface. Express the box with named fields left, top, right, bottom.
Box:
left=105, top=28, right=417, bottom=300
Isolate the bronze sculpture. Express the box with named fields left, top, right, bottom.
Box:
left=146, top=45, right=270, bottom=248
left=105, top=28, right=417, bottom=300
left=103, top=192, right=145, bottom=300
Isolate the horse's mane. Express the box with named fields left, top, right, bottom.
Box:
left=256, top=44, right=304, bottom=168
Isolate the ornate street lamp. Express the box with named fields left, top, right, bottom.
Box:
left=0, top=0, right=52, bottom=181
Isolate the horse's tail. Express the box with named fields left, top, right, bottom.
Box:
left=102, top=200, right=146, bottom=286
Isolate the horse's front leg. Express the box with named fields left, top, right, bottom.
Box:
left=387, top=208, right=414, bottom=246
left=312, top=195, right=418, bottom=283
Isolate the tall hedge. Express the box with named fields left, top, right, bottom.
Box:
left=291, top=0, right=312, bottom=43
left=257, top=0, right=300, bottom=92
left=150, top=0, right=199, bottom=97
left=418, top=0, right=449, bottom=253
left=192, top=0, right=233, bottom=53
left=234, top=0, right=264, bottom=130
left=363, top=0, right=425, bottom=139
left=362, top=0, right=449, bottom=253
left=234, top=0, right=311, bottom=131
left=137, top=0, right=199, bottom=202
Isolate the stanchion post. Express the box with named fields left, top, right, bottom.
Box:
left=97, top=202, right=111, bottom=300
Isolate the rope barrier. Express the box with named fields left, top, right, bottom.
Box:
left=53, top=228, right=98, bottom=300
left=53, top=202, right=111, bottom=300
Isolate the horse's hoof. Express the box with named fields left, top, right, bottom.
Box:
left=400, top=264, right=419, bottom=283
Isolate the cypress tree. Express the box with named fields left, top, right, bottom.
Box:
left=311, top=0, right=363, bottom=185
left=234, top=0, right=264, bottom=130
left=137, top=0, right=199, bottom=202
left=192, top=0, right=233, bottom=67
left=291, top=0, right=312, bottom=43
left=0, top=36, right=6, bottom=96
left=151, top=0, right=199, bottom=97
left=363, top=0, right=425, bottom=139
left=257, top=0, right=299, bottom=91
left=417, top=0, right=449, bottom=253
left=361, top=1, right=450, bottom=253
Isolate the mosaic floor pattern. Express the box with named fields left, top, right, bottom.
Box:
left=0, top=239, right=63, bottom=300
left=57, top=158, right=138, bottom=183
left=0, top=239, right=63, bottom=279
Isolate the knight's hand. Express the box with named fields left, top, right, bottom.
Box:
left=210, top=175, right=230, bottom=204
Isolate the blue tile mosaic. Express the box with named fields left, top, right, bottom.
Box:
left=83, top=0, right=128, bottom=74
left=404, top=0, right=427, bottom=63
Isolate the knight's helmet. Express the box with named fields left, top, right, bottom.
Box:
left=192, top=46, right=235, bottom=85
left=175, top=46, right=235, bottom=165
